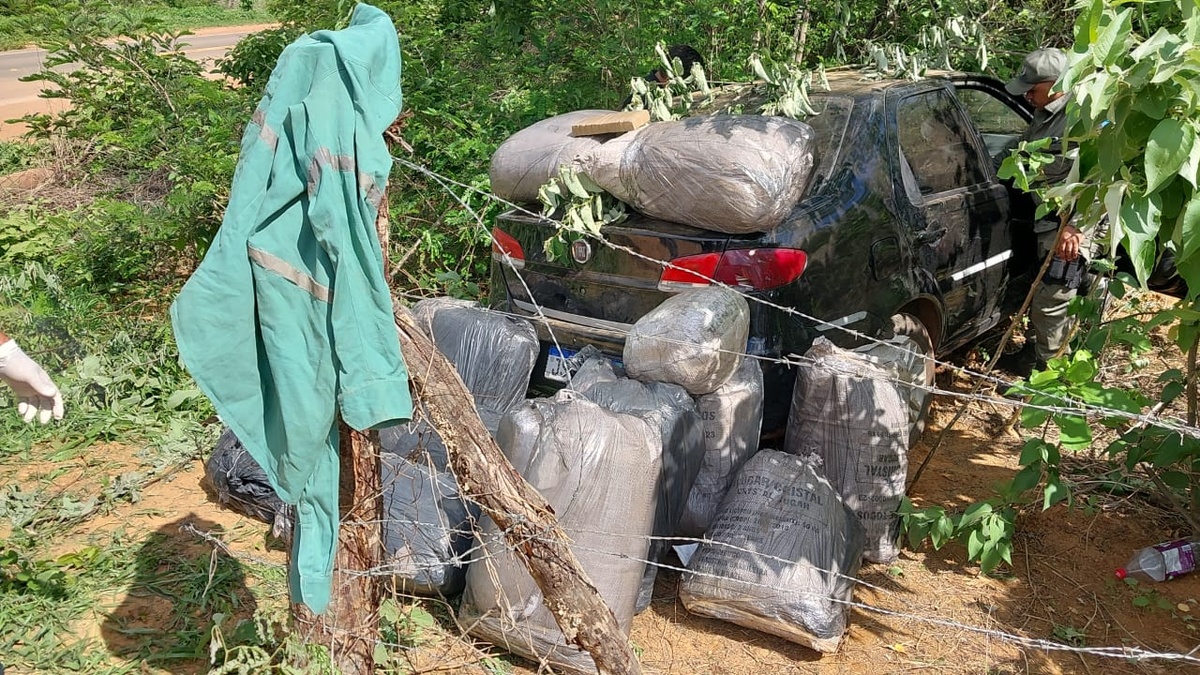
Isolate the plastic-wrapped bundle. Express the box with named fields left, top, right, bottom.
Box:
left=489, top=110, right=617, bottom=204
left=380, top=413, right=449, bottom=471
left=204, top=427, right=294, bottom=538
left=459, top=391, right=661, bottom=674
left=571, top=356, right=704, bottom=613
left=679, top=450, right=864, bottom=653
left=623, top=286, right=749, bottom=396
left=679, top=356, right=764, bottom=537
left=854, top=334, right=929, bottom=441
left=207, top=427, right=478, bottom=596
left=409, top=296, right=477, bottom=337
left=784, top=338, right=909, bottom=563
left=380, top=453, right=479, bottom=596
left=575, top=115, right=816, bottom=234
left=429, top=306, right=538, bottom=434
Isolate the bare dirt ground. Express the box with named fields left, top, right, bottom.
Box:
left=23, top=323, right=1199, bottom=675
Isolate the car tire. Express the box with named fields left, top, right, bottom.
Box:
left=890, top=313, right=935, bottom=446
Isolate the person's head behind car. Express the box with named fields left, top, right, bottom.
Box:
left=1005, top=47, right=1067, bottom=110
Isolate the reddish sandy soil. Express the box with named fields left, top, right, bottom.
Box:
left=26, top=343, right=1198, bottom=675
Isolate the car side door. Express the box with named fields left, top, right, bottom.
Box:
left=891, top=86, right=1010, bottom=348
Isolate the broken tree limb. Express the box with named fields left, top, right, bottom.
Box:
left=392, top=303, right=643, bottom=675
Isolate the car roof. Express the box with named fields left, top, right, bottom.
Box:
left=693, top=67, right=960, bottom=114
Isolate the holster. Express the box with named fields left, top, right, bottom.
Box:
left=1045, top=255, right=1086, bottom=290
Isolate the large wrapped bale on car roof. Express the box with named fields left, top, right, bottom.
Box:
left=380, top=453, right=479, bottom=596
left=679, top=356, right=764, bottom=538
left=489, top=109, right=617, bottom=204
left=784, top=338, right=910, bottom=563
left=459, top=391, right=661, bottom=674
left=623, top=286, right=749, bottom=396
left=575, top=115, right=816, bottom=234
left=429, top=306, right=538, bottom=434
left=679, top=450, right=865, bottom=653
left=571, top=356, right=704, bottom=613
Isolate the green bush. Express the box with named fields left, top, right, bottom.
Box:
left=216, top=25, right=302, bottom=89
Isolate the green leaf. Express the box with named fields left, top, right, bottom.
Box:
left=408, top=607, right=437, bottom=630
left=1121, top=192, right=1163, bottom=284
left=966, top=528, right=985, bottom=561
left=1180, top=197, right=1200, bottom=263
left=1029, top=369, right=1060, bottom=386
left=1043, top=476, right=1070, bottom=510
left=1161, top=470, right=1191, bottom=489
left=1146, top=118, right=1194, bottom=194
left=1093, top=7, right=1133, bottom=67
left=373, top=642, right=389, bottom=666
left=1021, top=406, right=1050, bottom=428
left=1132, top=595, right=1151, bottom=607
left=164, top=388, right=200, bottom=410
left=931, top=515, right=955, bottom=549
left=907, top=520, right=931, bottom=549
left=959, top=502, right=993, bottom=527
left=1010, top=464, right=1043, bottom=494
left=1055, top=413, right=1092, bottom=450
left=1103, top=181, right=1128, bottom=260
left=1161, top=380, right=1185, bottom=403
left=1019, top=438, right=1051, bottom=466
left=1065, top=358, right=1098, bottom=384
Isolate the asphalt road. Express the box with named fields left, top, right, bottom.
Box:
left=0, top=25, right=269, bottom=139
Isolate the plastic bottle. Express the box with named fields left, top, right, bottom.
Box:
left=1114, top=538, right=1200, bottom=582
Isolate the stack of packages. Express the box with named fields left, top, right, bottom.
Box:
left=678, top=450, right=865, bottom=653
left=205, top=299, right=541, bottom=597
left=460, top=285, right=765, bottom=671
left=651, top=294, right=867, bottom=653
left=569, top=356, right=703, bottom=613
left=678, top=336, right=911, bottom=653
left=783, top=337, right=911, bottom=564
left=489, top=111, right=817, bottom=234
left=377, top=301, right=541, bottom=594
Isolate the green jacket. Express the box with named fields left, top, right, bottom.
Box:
left=170, top=3, right=411, bottom=614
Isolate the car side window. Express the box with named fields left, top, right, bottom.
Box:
left=955, top=87, right=1030, bottom=161
left=896, top=90, right=989, bottom=197
left=955, top=88, right=1027, bottom=135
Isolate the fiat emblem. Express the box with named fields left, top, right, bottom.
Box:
left=570, top=239, right=593, bottom=264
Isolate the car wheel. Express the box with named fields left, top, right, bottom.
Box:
left=889, top=313, right=935, bottom=446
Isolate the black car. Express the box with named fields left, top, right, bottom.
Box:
left=488, top=71, right=1038, bottom=433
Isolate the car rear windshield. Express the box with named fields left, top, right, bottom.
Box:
left=802, top=95, right=853, bottom=191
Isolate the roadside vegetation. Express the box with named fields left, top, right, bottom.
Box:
left=1, top=0, right=1199, bottom=672
left=0, top=0, right=273, bottom=51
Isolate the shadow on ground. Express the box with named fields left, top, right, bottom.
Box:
left=101, top=514, right=257, bottom=674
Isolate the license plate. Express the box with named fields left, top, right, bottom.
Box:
left=544, top=346, right=576, bottom=383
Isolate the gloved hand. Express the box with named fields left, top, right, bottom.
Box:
left=0, top=340, right=64, bottom=424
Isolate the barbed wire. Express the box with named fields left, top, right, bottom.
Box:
left=390, top=154, right=1200, bottom=440
left=189, top=510, right=1200, bottom=666
left=352, top=149, right=1200, bottom=669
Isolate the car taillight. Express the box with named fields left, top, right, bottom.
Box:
left=491, top=227, right=525, bottom=269
left=658, top=252, right=721, bottom=288
left=658, top=248, right=807, bottom=291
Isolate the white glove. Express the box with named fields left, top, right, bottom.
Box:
left=0, top=340, right=64, bottom=424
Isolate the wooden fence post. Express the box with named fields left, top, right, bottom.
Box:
left=289, top=194, right=393, bottom=674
